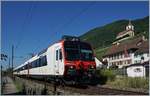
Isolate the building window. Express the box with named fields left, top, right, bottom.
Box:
left=127, top=60, right=131, bottom=64
left=115, top=55, right=116, bottom=59
left=134, top=55, right=137, bottom=58
left=117, top=54, right=119, bottom=59
left=120, top=61, right=122, bottom=65
left=122, top=54, right=124, bottom=58
left=125, top=61, right=127, bottom=64
left=110, top=57, right=112, bottom=60
left=109, top=57, right=111, bottom=60
left=120, top=53, right=123, bottom=58
left=141, top=56, right=144, bottom=60
left=134, top=68, right=142, bottom=72
left=119, top=54, right=121, bottom=59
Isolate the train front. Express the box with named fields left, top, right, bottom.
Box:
left=62, top=36, right=96, bottom=84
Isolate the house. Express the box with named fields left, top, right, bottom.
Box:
left=134, top=41, right=149, bottom=64
left=103, top=21, right=149, bottom=69
left=126, top=61, right=149, bottom=77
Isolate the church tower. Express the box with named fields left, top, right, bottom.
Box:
left=113, top=20, right=135, bottom=44
left=126, top=20, right=134, bottom=31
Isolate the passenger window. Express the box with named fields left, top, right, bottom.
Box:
left=56, top=50, right=58, bottom=61
left=59, top=49, right=62, bottom=60
left=43, top=56, right=47, bottom=66
left=39, top=58, right=41, bottom=67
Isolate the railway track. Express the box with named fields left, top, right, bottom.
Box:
left=66, top=85, right=148, bottom=95
left=15, top=76, right=148, bottom=95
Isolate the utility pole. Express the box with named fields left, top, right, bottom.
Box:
left=12, top=45, right=14, bottom=78
left=9, top=57, right=10, bottom=69
left=8, top=57, right=10, bottom=76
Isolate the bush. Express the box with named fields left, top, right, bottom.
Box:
left=101, top=69, right=116, bottom=81
left=96, top=69, right=116, bottom=84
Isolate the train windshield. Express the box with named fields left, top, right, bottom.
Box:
left=64, top=41, right=94, bottom=61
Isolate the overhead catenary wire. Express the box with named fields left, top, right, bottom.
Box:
left=14, top=3, right=35, bottom=67
left=15, top=3, right=34, bottom=50
left=57, top=1, right=96, bottom=37
left=33, top=1, right=96, bottom=55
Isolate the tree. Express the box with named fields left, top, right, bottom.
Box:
left=1, top=53, right=8, bottom=61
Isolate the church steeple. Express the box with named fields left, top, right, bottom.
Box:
left=126, top=20, right=134, bottom=31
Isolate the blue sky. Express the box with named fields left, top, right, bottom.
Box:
left=1, top=1, right=149, bottom=69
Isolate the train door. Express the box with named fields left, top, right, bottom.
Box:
left=55, top=46, right=63, bottom=75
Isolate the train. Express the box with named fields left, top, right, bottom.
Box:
left=13, top=36, right=96, bottom=85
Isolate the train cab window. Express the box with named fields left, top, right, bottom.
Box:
left=56, top=50, right=58, bottom=61
left=59, top=49, right=62, bottom=60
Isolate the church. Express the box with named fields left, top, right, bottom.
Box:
left=113, top=20, right=134, bottom=44
left=102, top=21, right=149, bottom=69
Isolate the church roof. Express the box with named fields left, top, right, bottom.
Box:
left=117, top=30, right=128, bottom=37
left=116, top=20, right=134, bottom=38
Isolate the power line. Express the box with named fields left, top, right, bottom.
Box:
left=15, top=3, right=34, bottom=50
left=11, top=45, right=14, bottom=77
left=33, top=2, right=96, bottom=54
left=58, top=1, right=96, bottom=36
left=14, top=4, right=34, bottom=69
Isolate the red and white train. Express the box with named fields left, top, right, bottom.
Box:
left=13, top=36, right=96, bottom=84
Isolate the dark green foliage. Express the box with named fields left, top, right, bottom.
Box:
left=94, top=46, right=109, bottom=60
left=80, top=16, right=149, bottom=49
left=96, top=69, right=116, bottom=85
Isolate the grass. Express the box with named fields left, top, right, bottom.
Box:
left=106, top=77, right=149, bottom=93
left=13, top=78, right=23, bottom=92
left=97, top=69, right=149, bottom=93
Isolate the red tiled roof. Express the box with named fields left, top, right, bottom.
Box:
left=104, top=36, right=148, bottom=56
left=135, top=41, right=149, bottom=54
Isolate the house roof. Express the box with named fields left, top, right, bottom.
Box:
left=104, top=36, right=148, bottom=57
left=125, top=61, right=149, bottom=68
left=135, top=40, right=149, bottom=55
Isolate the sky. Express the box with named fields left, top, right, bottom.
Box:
left=1, top=1, right=149, bottom=69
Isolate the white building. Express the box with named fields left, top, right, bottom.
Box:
left=103, top=21, right=149, bottom=69
left=126, top=62, right=149, bottom=77
left=134, top=41, right=149, bottom=64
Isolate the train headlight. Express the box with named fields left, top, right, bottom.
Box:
left=91, top=65, right=94, bottom=69
left=70, top=66, right=74, bottom=69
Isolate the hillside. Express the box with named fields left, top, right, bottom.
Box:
left=80, top=16, right=149, bottom=49
left=80, top=16, right=149, bottom=59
